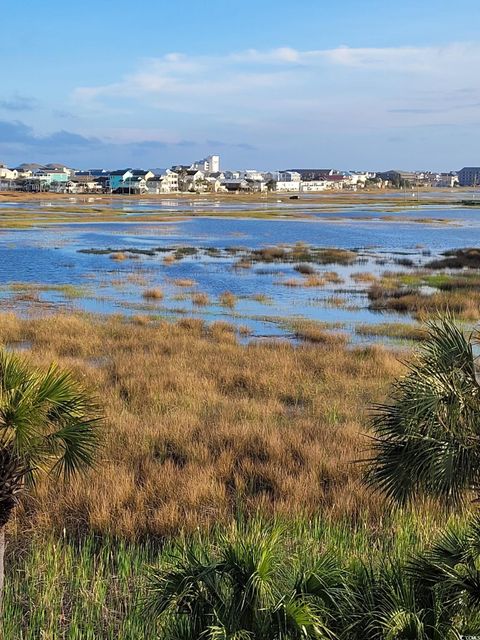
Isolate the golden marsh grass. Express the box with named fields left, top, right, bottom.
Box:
left=0, top=312, right=403, bottom=540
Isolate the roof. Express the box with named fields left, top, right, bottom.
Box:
left=109, top=169, right=132, bottom=176
left=36, top=168, right=69, bottom=174
left=130, top=169, right=151, bottom=177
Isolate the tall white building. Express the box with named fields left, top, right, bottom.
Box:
left=192, top=154, right=220, bottom=173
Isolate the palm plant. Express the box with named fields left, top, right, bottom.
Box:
left=342, top=560, right=462, bottom=640
left=365, top=316, right=480, bottom=505
left=0, top=348, right=101, bottom=603
left=145, top=523, right=343, bottom=639
left=407, top=516, right=480, bottom=632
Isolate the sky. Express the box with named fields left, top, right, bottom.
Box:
left=1, top=0, right=480, bottom=171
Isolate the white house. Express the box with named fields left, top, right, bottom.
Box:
left=299, top=180, right=329, bottom=192
left=183, top=169, right=205, bottom=192
left=244, top=170, right=264, bottom=182
left=437, top=173, right=459, bottom=187
left=275, top=181, right=300, bottom=192
left=278, top=171, right=301, bottom=182
left=0, top=165, right=18, bottom=180
left=147, top=170, right=179, bottom=194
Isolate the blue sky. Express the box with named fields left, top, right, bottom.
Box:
left=1, top=0, right=480, bottom=170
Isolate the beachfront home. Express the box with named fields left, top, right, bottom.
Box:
left=33, top=167, right=70, bottom=184
left=108, top=169, right=133, bottom=191
left=275, top=181, right=300, bottom=192
left=437, top=173, right=458, bottom=187
left=44, top=163, right=74, bottom=177
left=69, top=175, right=103, bottom=193
left=299, top=180, right=329, bottom=192
left=221, top=179, right=249, bottom=192
left=182, top=169, right=205, bottom=192
left=278, top=171, right=301, bottom=182
left=146, top=170, right=179, bottom=194
left=0, top=165, right=18, bottom=180
left=377, top=170, right=418, bottom=186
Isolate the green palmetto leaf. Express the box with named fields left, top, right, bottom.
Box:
left=0, top=348, right=102, bottom=512
left=364, top=316, right=480, bottom=505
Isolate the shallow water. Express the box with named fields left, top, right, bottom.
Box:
left=1, top=200, right=479, bottom=344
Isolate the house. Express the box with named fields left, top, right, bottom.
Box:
left=69, top=175, right=103, bottom=193
left=245, top=178, right=267, bottom=192
left=221, top=179, right=249, bottom=192
left=377, top=170, right=418, bottom=186
left=204, top=177, right=223, bottom=192
left=209, top=171, right=225, bottom=181
left=130, top=169, right=155, bottom=181
left=146, top=170, right=179, bottom=194
left=33, top=167, right=70, bottom=184
left=0, top=165, right=18, bottom=180
left=458, top=167, right=480, bottom=186
left=44, top=163, right=74, bottom=177
left=108, top=169, right=133, bottom=191
left=78, top=169, right=109, bottom=178
left=223, top=170, right=242, bottom=180
left=278, top=171, right=301, bottom=182
left=437, top=173, right=458, bottom=188
left=244, top=170, right=264, bottom=182
left=285, top=169, right=341, bottom=181
left=275, top=181, right=300, bottom=192
left=182, top=169, right=205, bottom=192
left=299, top=180, right=329, bottom=192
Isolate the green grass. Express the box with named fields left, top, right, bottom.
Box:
left=3, top=509, right=462, bottom=639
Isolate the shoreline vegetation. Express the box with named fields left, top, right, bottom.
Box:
left=2, top=192, right=480, bottom=635
left=0, top=311, right=476, bottom=637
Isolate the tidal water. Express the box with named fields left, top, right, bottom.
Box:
left=1, top=201, right=479, bottom=344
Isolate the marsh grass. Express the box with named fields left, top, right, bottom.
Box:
left=355, top=322, right=428, bottom=341
left=110, top=252, right=128, bottom=261
left=288, top=319, right=349, bottom=345
left=192, top=292, right=210, bottom=306
left=369, top=279, right=480, bottom=320
left=0, top=311, right=404, bottom=540
left=173, top=278, right=197, bottom=287
left=142, top=288, right=164, bottom=300
left=219, top=291, right=237, bottom=307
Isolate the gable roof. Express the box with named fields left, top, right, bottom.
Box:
left=109, top=169, right=132, bottom=176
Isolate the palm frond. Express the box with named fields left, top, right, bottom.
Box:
left=364, top=317, right=480, bottom=505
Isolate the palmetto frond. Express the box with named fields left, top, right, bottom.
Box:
left=0, top=348, right=102, bottom=524
left=365, top=316, right=480, bottom=505
left=145, top=523, right=338, bottom=639
left=0, top=350, right=101, bottom=480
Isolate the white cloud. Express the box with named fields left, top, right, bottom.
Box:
left=71, top=43, right=480, bottom=141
